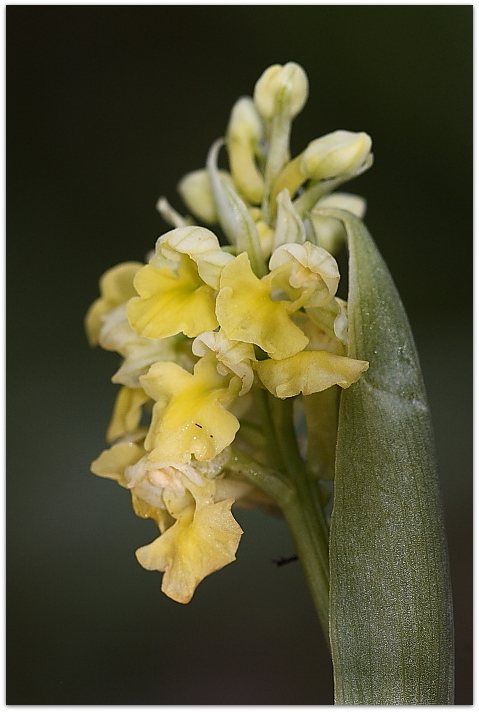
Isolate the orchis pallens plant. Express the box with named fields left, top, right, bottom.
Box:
left=86, top=63, right=454, bottom=705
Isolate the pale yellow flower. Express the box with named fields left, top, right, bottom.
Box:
left=127, top=255, right=218, bottom=340
left=192, top=330, right=256, bottom=396
left=141, top=356, right=242, bottom=463
left=92, top=441, right=244, bottom=603
left=269, top=241, right=340, bottom=308
left=216, top=251, right=308, bottom=359
left=301, top=130, right=372, bottom=181
left=254, top=62, right=308, bottom=120
left=136, top=496, right=242, bottom=604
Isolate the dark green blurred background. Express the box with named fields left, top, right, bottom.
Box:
left=7, top=6, right=472, bottom=704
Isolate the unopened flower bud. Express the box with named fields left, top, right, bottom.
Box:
left=178, top=169, right=232, bottom=225
left=227, top=97, right=265, bottom=204
left=300, top=130, right=372, bottom=181
left=254, top=62, right=308, bottom=121
left=308, top=192, right=366, bottom=254
left=227, top=96, right=264, bottom=143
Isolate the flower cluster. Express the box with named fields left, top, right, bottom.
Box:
left=86, top=63, right=370, bottom=604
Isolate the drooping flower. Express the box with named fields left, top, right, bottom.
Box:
left=92, top=442, right=245, bottom=603
left=136, top=494, right=242, bottom=604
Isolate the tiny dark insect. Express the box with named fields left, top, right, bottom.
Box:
left=195, top=423, right=203, bottom=428
left=273, top=555, right=299, bottom=567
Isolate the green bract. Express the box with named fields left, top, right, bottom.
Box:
left=325, top=209, right=454, bottom=704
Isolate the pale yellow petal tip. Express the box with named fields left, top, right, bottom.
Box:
left=91, top=441, right=145, bottom=486
left=256, top=350, right=369, bottom=399
left=135, top=499, right=243, bottom=604
left=106, top=386, right=149, bottom=443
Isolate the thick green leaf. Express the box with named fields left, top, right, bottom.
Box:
left=326, top=210, right=454, bottom=704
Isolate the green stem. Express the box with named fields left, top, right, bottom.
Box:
left=234, top=393, right=331, bottom=644
left=254, top=389, right=285, bottom=473
left=270, top=397, right=331, bottom=643
left=227, top=446, right=292, bottom=504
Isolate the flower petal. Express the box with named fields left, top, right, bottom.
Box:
left=106, top=387, right=149, bottom=443
left=91, top=441, right=145, bottom=486
left=85, top=262, right=143, bottom=346
left=256, top=350, right=369, bottom=399
left=269, top=241, right=340, bottom=308
left=216, top=252, right=308, bottom=359
left=127, top=256, right=218, bottom=339
left=135, top=498, right=242, bottom=603
left=141, top=358, right=241, bottom=463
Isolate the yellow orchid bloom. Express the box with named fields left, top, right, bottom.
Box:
left=152, top=226, right=234, bottom=290
left=127, top=254, right=218, bottom=340
left=136, top=496, right=242, bottom=604
left=216, top=251, right=309, bottom=360
left=94, top=441, right=244, bottom=604
left=192, top=329, right=256, bottom=397
left=256, top=350, right=369, bottom=399
left=85, top=63, right=380, bottom=617
left=85, top=261, right=143, bottom=346
left=140, top=356, right=242, bottom=463
left=269, top=241, right=340, bottom=308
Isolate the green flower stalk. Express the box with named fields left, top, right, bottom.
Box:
left=85, top=63, right=454, bottom=704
